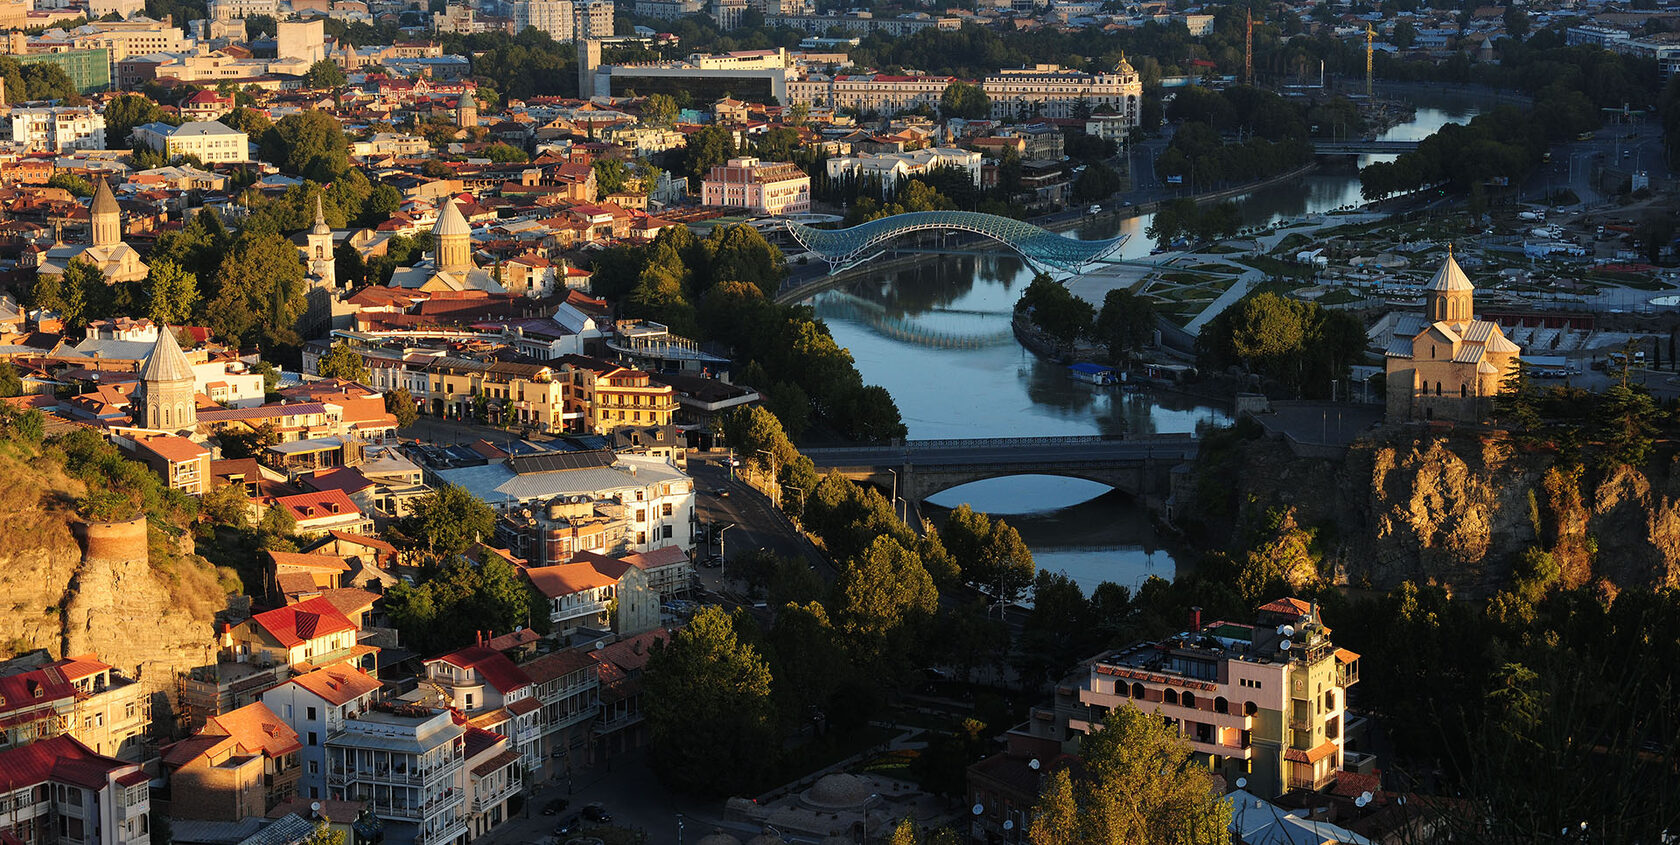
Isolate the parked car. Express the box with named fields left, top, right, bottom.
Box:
left=581, top=804, right=612, bottom=824
left=543, top=799, right=568, bottom=816
left=553, top=816, right=581, bottom=836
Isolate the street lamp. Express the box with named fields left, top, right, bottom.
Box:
left=886, top=468, right=900, bottom=523
left=717, top=523, right=733, bottom=581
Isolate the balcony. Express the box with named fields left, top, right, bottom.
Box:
left=327, top=760, right=459, bottom=788
left=473, top=778, right=521, bottom=812
left=415, top=816, right=470, bottom=845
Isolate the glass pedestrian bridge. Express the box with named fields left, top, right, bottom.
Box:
left=784, top=211, right=1130, bottom=275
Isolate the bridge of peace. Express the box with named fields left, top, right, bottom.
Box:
left=802, top=434, right=1201, bottom=512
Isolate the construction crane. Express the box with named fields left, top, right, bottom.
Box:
left=1365, top=23, right=1375, bottom=98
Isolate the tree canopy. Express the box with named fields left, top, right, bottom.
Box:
left=643, top=606, right=778, bottom=795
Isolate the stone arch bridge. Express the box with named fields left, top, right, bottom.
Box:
left=803, top=434, right=1201, bottom=508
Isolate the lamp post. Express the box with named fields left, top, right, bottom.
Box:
left=717, top=523, right=732, bottom=582
left=886, top=468, right=900, bottom=523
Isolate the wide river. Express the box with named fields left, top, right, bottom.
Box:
left=802, top=93, right=1489, bottom=597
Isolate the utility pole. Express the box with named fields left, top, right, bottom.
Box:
left=1245, top=8, right=1254, bottom=86
left=1365, top=24, right=1375, bottom=99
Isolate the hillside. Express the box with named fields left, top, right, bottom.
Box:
left=0, top=432, right=235, bottom=682
left=1191, top=423, right=1680, bottom=596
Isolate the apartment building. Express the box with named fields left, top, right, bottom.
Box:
left=558, top=358, right=677, bottom=434
left=422, top=356, right=573, bottom=431
left=420, top=645, right=542, bottom=781
left=66, top=18, right=191, bottom=70
left=786, top=73, right=954, bottom=116
left=159, top=702, right=302, bottom=820
left=130, top=120, right=249, bottom=163
left=1052, top=598, right=1361, bottom=799
left=461, top=727, right=521, bottom=840
left=0, top=655, right=151, bottom=762
left=575, top=0, right=612, bottom=38
left=2, top=106, right=105, bottom=152
left=130, top=434, right=212, bottom=495
left=261, top=666, right=384, bottom=800
left=0, top=736, right=152, bottom=845
left=325, top=706, right=470, bottom=845
left=519, top=649, right=598, bottom=782
left=701, top=156, right=811, bottom=215
left=982, top=59, right=1143, bottom=123
left=514, top=0, right=573, bottom=41
left=524, top=554, right=660, bottom=640
left=825, top=147, right=983, bottom=190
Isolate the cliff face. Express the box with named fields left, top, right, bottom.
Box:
left=0, top=448, right=227, bottom=684
left=1202, top=428, right=1680, bottom=596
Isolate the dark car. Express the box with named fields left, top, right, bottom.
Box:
left=553, top=815, right=581, bottom=836
left=543, top=799, right=568, bottom=816
left=581, top=804, right=612, bottom=824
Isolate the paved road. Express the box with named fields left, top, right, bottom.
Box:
left=687, top=453, right=830, bottom=581
left=802, top=435, right=1200, bottom=470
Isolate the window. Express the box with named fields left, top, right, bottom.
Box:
left=1131, top=682, right=1145, bottom=699
left=306, top=706, right=317, bottom=721
left=1182, top=692, right=1196, bottom=709
left=1164, top=689, right=1179, bottom=705
left=308, top=731, right=318, bottom=746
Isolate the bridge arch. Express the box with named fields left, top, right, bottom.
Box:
left=785, top=211, right=1129, bottom=276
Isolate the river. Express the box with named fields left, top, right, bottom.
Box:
left=803, top=95, right=1487, bottom=598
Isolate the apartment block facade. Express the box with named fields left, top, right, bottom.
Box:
left=0, top=736, right=152, bottom=845
left=325, top=707, right=470, bottom=845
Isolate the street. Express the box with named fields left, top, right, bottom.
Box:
left=687, top=453, right=830, bottom=583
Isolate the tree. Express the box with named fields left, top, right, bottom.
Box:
left=207, top=231, right=307, bottom=349
left=1093, top=288, right=1155, bottom=364
left=303, top=59, right=348, bottom=89
left=385, top=386, right=418, bottom=428
left=1392, top=19, right=1418, bottom=49
left=483, top=142, right=528, bottom=163
left=593, top=158, right=628, bottom=194
left=1028, top=704, right=1232, bottom=844
left=684, top=124, right=735, bottom=181
left=940, top=80, right=991, bottom=119
left=705, top=222, right=784, bottom=297
left=1018, top=273, right=1093, bottom=353
left=317, top=343, right=370, bottom=383
left=643, top=606, right=777, bottom=795
left=221, top=106, right=273, bottom=140
left=1072, top=163, right=1122, bottom=202
left=384, top=554, right=546, bottom=653
left=57, top=260, right=103, bottom=332
left=643, top=93, right=677, bottom=127
left=144, top=259, right=199, bottom=327
left=262, top=110, right=350, bottom=181
left=47, top=173, right=94, bottom=197
left=1503, top=5, right=1530, bottom=38
left=0, top=362, right=21, bottom=397
left=833, top=535, right=939, bottom=670
left=398, top=483, right=497, bottom=558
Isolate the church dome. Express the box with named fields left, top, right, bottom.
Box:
left=1116, top=52, right=1135, bottom=75
left=433, top=199, right=471, bottom=238
left=90, top=178, right=119, bottom=216
left=801, top=773, right=873, bottom=810
left=1427, top=249, right=1473, bottom=292
left=140, top=326, right=195, bottom=384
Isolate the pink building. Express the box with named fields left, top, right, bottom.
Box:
left=700, top=156, right=811, bottom=215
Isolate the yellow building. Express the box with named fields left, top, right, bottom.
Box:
left=1384, top=250, right=1521, bottom=422
left=426, top=356, right=573, bottom=430
left=563, top=362, right=676, bottom=433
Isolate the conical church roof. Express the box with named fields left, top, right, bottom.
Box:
left=433, top=199, right=470, bottom=238
left=90, top=178, right=119, bottom=216
left=140, top=326, right=195, bottom=383
left=1427, top=247, right=1473, bottom=292
left=312, top=195, right=331, bottom=235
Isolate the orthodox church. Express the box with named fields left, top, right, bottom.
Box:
left=1383, top=249, right=1522, bottom=422
left=38, top=179, right=149, bottom=284
left=132, top=327, right=198, bottom=433
left=387, top=199, right=505, bottom=293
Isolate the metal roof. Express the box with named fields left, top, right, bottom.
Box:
left=508, top=449, right=615, bottom=475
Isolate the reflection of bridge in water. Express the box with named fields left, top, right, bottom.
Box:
left=813, top=291, right=1017, bottom=350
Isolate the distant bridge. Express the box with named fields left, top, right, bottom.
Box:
left=812, top=292, right=1017, bottom=350
left=804, top=434, right=1200, bottom=501
left=1311, top=139, right=1421, bottom=155
left=785, top=211, right=1129, bottom=276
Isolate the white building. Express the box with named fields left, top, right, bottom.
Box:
left=277, top=19, right=326, bottom=65
left=515, top=0, right=573, bottom=40
left=0, top=735, right=152, bottom=845
left=131, top=120, right=249, bottom=163
left=419, top=645, right=543, bottom=782
left=825, top=147, right=982, bottom=191
left=262, top=665, right=384, bottom=801
left=325, top=708, right=469, bottom=845
left=575, top=0, right=612, bottom=39
left=786, top=72, right=954, bottom=116
left=983, top=58, right=1143, bottom=123
left=3, top=105, right=105, bottom=152
left=207, top=0, right=279, bottom=18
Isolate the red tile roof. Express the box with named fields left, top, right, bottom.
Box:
left=521, top=648, right=595, bottom=684
left=268, top=550, right=351, bottom=571
left=523, top=554, right=633, bottom=598
left=250, top=595, right=358, bottom=648
left=202, top=702, right=301, bottom=758
left=0, top=735, right=137, bottom=789
left=428, top=645, right=532, bottom=694
left=1258, top=597, right=1312, bottom=616
left=0, top=667, right=75, bottom=720
left=288, top=666, right=382, bottom=707
left=272, top=489, right=362, bottom=524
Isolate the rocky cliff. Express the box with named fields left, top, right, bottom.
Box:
left=0, top=445, right=230, bottom=686
left=1194, top=425, right=1680, bottom=596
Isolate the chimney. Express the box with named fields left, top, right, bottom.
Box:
left=1189, top=606, right=1202, bottom=632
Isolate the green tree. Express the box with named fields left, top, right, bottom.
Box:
left=47, top=172, right=94, bottom=197
left=1392, top=19, right=1418, bottom=49
left=207, top=231, right=307, bottom=348
left=1017, top=273, right=1093, bottom=353
left=705, top=222, right=784, bottom=297
left=833, top=535, right=939, bottom=669
left=385, top=386, right=418, bottom=428
left=397, top=483, right=497, bottom=558
left=106, top=94, right=172, bottom=147
left=593, top=158, right=628, bottom=193
left=57, top=260, right=102, bottom=331
left=483, top=142, right=528, bottom=163
left=221, top=106, right=273, bottom=140
left=940, top=80, right=990, bottom=119
left=1597, top=383, right=1658, bottom=465
left=303, top=59, right=348, bottom=89
left=262, top=110, right=351, bottom=181
left=643, top=93, right=677, bottom=127
left=317, top=343, right=370, bottom=383
left=684, top=124, right=735, bottom=181
left=0, top=361, right=21, bottom=397
left=1028, top=704, right=1231, bottom=844
left=643, top=606, right=778, bottom=795
left=1093, top=288, right=1155, bottom=364
left=144, top=259, right=199, bottom=327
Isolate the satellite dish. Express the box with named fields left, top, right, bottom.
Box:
left=972, top=804, right=984, bottom=816
left=1355, top=796, right=1369, bottom=808
left=1003, top=821, right=1014, bottom=831
left=1236, top=778, right=1247, bottom=789
left=1280, top=640, right=1292, bottom=651
left=310, top=802, right=322, bottom=813
left=1360, top=791, right=1374, bottom=804
left=1281, top=625, right=1295, bottom=637
left=595, top=640, right=606, bottom=650
left=1029, top=758, right=1041, bottom=771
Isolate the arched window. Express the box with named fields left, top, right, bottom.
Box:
left=1461, top=383, right=1468, bottom=398
left=1430, top=345, right=1435, bottom=359
left=1164, top=689, right=1179, bottom=706
left=1132, top=682, right=1145, bottom=699
left=1435, top=382, right=1442, bottom=396
left=1325, top=690, right=1336, bottom=710
left=1244, top=701, right=1258, bottom=716
left=1182, top=692, right=1197, bottom=709
left=1215, top=696, right=1229, bottom=714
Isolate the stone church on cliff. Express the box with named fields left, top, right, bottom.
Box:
left=1383, top=250, right=1522, bottom=422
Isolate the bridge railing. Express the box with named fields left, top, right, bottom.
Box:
left=801, top=432, right=1200, bottom=456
